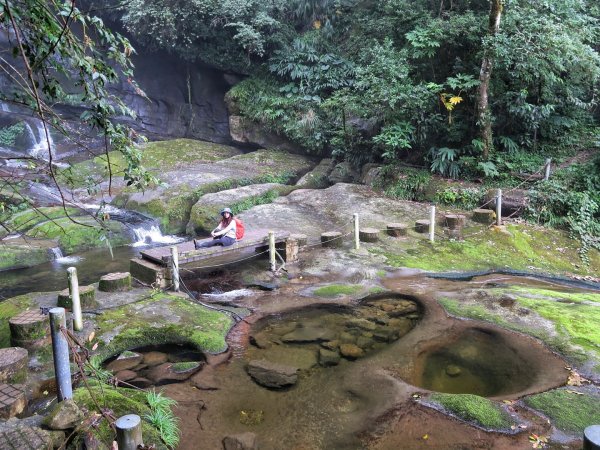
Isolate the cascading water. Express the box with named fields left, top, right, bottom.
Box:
left=49, top=247, right=64, bottom=259
left=131, top=225, right=181, bottom=247
left=26, top=120, right=54, bottom=160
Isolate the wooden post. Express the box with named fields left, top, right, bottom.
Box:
left=544, top=158, right=552, bottom=181
left=67, top=267, right=82, bottom=331
left=496, top=189, right=502, bottom=226
left=269, top=231, right=276, bottom=271
left=116, top=414, right=144, bottom=450
left=584, top=425, right=600, bottom=450
left=429, top=205, right=435, bottom=243
left=170, top=246, right=179, bottom=292
left=49, top=307, right=72, bottom=401
left=354, top=213, right=360, bottom=250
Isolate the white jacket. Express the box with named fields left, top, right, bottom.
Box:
left=213, top=219, right=237, bottom=240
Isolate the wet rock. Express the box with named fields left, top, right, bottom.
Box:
left=321, top=340, right=339, bottom=350
left=499, top=294, right=517, bottom=308
left=129, top=377, right=152, bottom=389
left=142, top=351, right=169, bottom=367
left=146, top=362, right=199, bottom=384
left=339, top=332, right=357, bottom=344
left=222, top=432, right=258, bottom=450
left=42, top=399, right=84, bottom=430
left=517, top=307, right=530, bottom=316
left=105, top=352, right=143, bottom=373
left=281, top=326, right=336, bottom=343
left=346, top=318, right=377, bottom=332
left=388, top=301, right=418, bottom=317
left=339, top=344, right=364, bottom=360
left=246, top=359, right=298, bottom=388
left=206, top=351, right=231, bottom=367
left=356, top=336, right=374, bottom=349
left=114, top=370, right=137, bottom=382
left=190, top=366, right=220, bottom=390
left=372, top=327, right=398, bottom=343
left=388, top=318, right=414, bottom=336
left=249, top=332, right=272, bottom=349
left=445, top=365, right=462, bottom=377
left=319, top=349, right=341, bottom=367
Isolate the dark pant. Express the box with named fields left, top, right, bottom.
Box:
left=196, top=236, right=235, bottom=249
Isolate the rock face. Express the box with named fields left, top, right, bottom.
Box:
left=222, top=432, right=259, bottom=450
left=42, top=399, right=84, bottom=430
left=246, top=359, right=298, bottom=388
left=228, top=115, right=300, bottom=153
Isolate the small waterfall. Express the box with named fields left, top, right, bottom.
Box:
left=28, top=120, right=54, bottom=160
left=49, top=247, right=64, bottom=259
left=131, top=225, right=181, bottom=247
left=0, top=102, right=9, bottom=112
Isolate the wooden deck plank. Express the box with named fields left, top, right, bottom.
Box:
left=140, top=228, right=290, bottom=266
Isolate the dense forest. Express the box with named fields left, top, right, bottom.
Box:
left=1, top=0, right=600, bottom=258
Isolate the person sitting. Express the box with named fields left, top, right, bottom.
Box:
left=194, top=208, right=237, bottom=249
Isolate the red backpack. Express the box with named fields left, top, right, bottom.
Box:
left=234, top=218, right=245, bottom=240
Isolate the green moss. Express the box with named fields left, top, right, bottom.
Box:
left=0, top=245, right=50, bottom=271
left=429, top=393, right=513, bottom=429
left=377, top=224, right=599, bottom=276
left=7, top=207, right=83, bottom=232
left=506, top=287, right=600, bottom=304
left=24, top=217, right=129, bottom=254
left=313, top=284, right=363, bottom=297
left=95, top=294, right=233, bottom=360
left=73, top=384, right=166, bottom=449
left=0, top=294, right=35, bottom=347
left=171, top=361, right=200, bottom=373
left=524, top=389, right=600, bottom=433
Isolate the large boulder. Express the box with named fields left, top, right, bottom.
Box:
left=246, top=359, right=298, bottom=388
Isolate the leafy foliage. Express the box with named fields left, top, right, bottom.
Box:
left=0, top=122, right=25, bottom=147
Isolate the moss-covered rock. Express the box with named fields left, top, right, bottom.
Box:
left=313, top=284, right=364, bottom=297
left=378, top=224, right=599, bottom=276
left=438, top=285, right=600, bottom=374
left=524, top=388, right=600, bottom=434
left=188, top=183, right=289, bottom=234
left=0, top=243, right=52, bottom=271
left=429, top=393, right=513, bottom=429
left=73, top=384, right=167, bottom=449
left=94, top=293, right=233, bottom=360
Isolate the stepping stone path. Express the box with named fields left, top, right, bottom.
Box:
left=9, top=310, right=50, bottom=350
left=98, top=272, right=132, bottom=292
left=57, top=285, right=97, bottom=310
left=359, top=228, right=379, bottom=242
left=473, top=208, right=495, bottom=224
left=386, top=223, right=407, bottom=237
left=0, top=383, right=26, bottom=419
left=444, top=214, right=466, bottom=229
left=415, top=220, right=430, bottom=233
left=321, top=231, right=343, bottom=248
left=0, top=347, right=28, bottom=384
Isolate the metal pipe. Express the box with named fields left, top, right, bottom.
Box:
left=116, top=414, right=144, bottom=450
left=49, top=307, right=72, bottom=401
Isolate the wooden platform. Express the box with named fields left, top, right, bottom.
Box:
left=140, top=229, right=290, bottom=266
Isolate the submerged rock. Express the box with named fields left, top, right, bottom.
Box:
left=246, top=359, right=298, bottom=388
left=222, top=432, right=259, bottom=450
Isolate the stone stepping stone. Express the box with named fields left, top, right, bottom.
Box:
left=98, top=272, right=132, bottom=292
left=0, top=383, right=26, bottom=419
left=9, top=310, right=50, bottom=350
left=106, top=352, right=143, bottom=373
left=444, top=214, right=466, bottom=229
left=339, top=344, right=364, bottom=360
left=386, top=223, right=407, bottom=237
left=57, top=285, right=97, bottom=310
left=321, top=231, right=343, bottom=248
left=246, top=359, right=298, bottom=388
left=359, top=227, right=379, bottom=242
left=415, top=220, right=430, bottom=233
left=473, top=208, right=495, bottom=224
left=289, top=233, right=307, bottom=247
left=0, top=347, right=28, bottom=384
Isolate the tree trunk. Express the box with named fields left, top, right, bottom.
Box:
left=477, top=0, right=503, bottom=160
